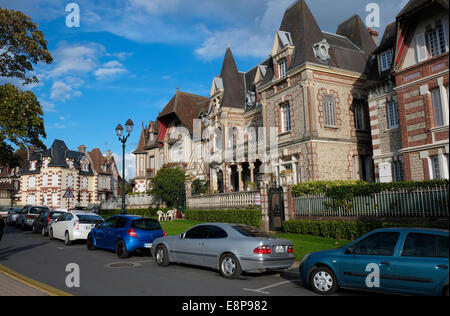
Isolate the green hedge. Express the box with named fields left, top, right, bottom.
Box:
left=291, top=180, right=449, bottom=197
left=185, top=209, right=262, bottom=228
left=98, top=207, right=171, bottom=219
left=284, top=219, right=448, bottom=240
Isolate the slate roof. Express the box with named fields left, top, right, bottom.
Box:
left=20, top=139, right=93, bottom=176
left=336, top=15, right=378, bottom=54
left=220, top=48, right=246, bottom=109
left=397, top=0, right=449, bottom=20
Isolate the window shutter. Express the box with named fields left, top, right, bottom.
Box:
left=416, top=32, right=427, bottom=62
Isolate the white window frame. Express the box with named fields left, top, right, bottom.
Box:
left=431, top=88, right=446, bottom=127
left=52, top=174, right=58, bottom=186
left=278, top=58, right=287, bottom=79
left=427, top=25, right=447, bottom=57
left=280, top=103, right=291, bottom=133
left=28, top=176, right=36, bottom=188
left=387, top=102, right=400, bottom=129
left=42, top=174, right=48, bottom=186
left=379, top=50, right=392, bottom=72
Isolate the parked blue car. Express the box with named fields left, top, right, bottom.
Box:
left=87, top=215, right=166, bottom=258
left=299, top=228, right=449, bottom=296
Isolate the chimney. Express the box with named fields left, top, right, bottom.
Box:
left=27, top=146, right=36, bottom=160
left=368, top=28, right=379, bottom=46
left=78, top=145, right=87, bottom=153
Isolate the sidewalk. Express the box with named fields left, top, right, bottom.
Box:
left=0, top=264, right=71, bottom=296
left=0, top=271, right=49, bottom=296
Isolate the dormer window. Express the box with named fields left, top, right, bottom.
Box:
left=426, top=22, right=447, bottom=57
left=380, top=50, right=392, bottom=72
left=81, top=162, right=89, bottom=172
left=313, top=39, right=331, bottom=62
left=278, top=58, right=287, bottom=79
left=67, top=160, right=74, bottom=169
left=29, top=161, right=37, bottom=171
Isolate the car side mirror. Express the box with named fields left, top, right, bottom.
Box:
left=54, top=219, right=58, bottom=223
left=180, top=233, right=185, bottom=239
left=345, top=247, right=354, bottom=255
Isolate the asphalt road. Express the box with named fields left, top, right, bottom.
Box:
left=0, top=225, right=359, bottom=296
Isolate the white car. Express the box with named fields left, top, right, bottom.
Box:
left=49, top=212, right=104, bottom=245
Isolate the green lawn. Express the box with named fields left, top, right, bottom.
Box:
left=159, top=219, right=352, bottom=262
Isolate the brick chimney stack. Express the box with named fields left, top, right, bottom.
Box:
left=78, top=145, right=87, bottom=153
left=368, top=28, right=379, bottom=46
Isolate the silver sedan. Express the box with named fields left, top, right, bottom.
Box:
left=152, top=223, right=295, bottom=279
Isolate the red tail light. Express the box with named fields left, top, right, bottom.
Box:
left=74, top=220, right=79, bottom=231
left=128, top=229, right=137, bottom=238
left=26, top=215, right=34, bottom=219
left=253, top=246, right=272, bottom=255
left=288, top=246, right=294, bottom=254
left=47, top=214, right=51, bottom=224
left=163, top=231, right=167, bottom=237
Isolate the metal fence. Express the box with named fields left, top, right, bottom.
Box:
left=293, top=186, right=449, bottom=217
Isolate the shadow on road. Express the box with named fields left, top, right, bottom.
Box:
left=0, top=242, right=49, bottom=261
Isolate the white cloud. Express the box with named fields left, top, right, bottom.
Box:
left=94, top=60, right=128, bottom=80
left=46, top=42, right=105, bottom=79
left=40, top=100, right=57, bottom=112
left=50, top=81, right=82, bottom=102
left=113, top=152, right=136, bottom=180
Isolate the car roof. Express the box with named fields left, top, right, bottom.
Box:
left=71, top=211, right=101, bottom=216
left=371, top=227, right=449, bottom=235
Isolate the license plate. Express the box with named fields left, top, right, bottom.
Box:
left=144, top=243, right=152, bottom=249
left=275, top=246, right=286, bottom=253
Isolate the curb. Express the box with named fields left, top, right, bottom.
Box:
left=0, top=264, right=73, bottom=297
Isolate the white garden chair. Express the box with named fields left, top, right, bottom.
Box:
left=157, top=211, right=165, bottom=222
left=166, top=209, right=176, bottom=221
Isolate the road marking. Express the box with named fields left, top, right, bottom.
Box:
left=243, top=280, right=300, bottom=295
left=0, top=264, right=72, bottom=296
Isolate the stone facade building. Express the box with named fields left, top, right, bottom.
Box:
left=18, top=140, right=120, bottom=209
left=368, top=0, right=449, bottom=182
left=134, top=0, right=449, bottom=192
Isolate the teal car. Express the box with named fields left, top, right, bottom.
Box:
left=299, top=228, right=449, bottom=296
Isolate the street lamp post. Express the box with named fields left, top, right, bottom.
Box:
left=9, top=178, right=19, bottom=209
left=115, top=119, right=134, bottom=215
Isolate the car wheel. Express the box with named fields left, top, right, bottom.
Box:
left=49, top=228, right=54, bottom=240
left=309, top=266, right=339, bottom=295
left=87, top=235, right=97, bottom=251
left=41, top=227, right=47, bottom=237
left=64, top=232, right=72, bottom=246
left=116, top=240, right=130, bottom=259
left=32, top=224, right=37, bottom=233
left=155, top=245, right=170, bottom=266
left=22, top=222, right=27, bottom=231
left=219, top=253, right=242, bottom=279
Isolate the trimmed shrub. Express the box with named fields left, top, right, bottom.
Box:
left=98, top=207, right=171, bottom=219
left=185, top=208, right=262, bottom=228
left=283, top=219, right=448, bottom=240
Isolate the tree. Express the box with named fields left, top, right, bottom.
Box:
left=192, top=178, right=210, bottom=196
left=0, top=9, right=52, bottom=84
left=150, top=167, right=186, bottom=208
left=0, top=8, right=52, bottom=166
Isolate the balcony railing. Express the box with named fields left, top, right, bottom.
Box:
left=188, top=191, right=259, bottom=210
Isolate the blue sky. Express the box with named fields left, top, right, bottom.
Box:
left=0, top=0, right=409, bottom=178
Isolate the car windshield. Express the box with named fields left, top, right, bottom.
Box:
left=131, top=219, right=162, bottom=231
left=30, top=207, right=49, bottom=214
left=14, top=208, right=22, bottom=213
left=77, top=214, right=103, bottom=224
left=232, top=225, right=272, bottom=238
